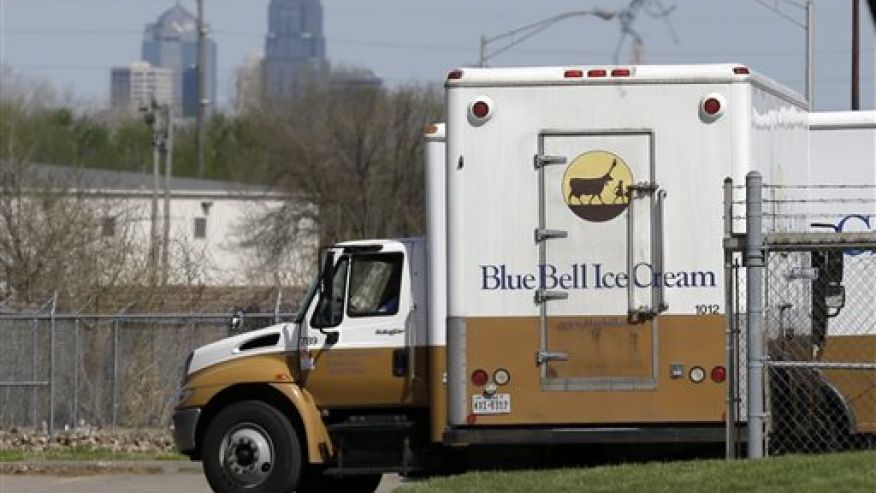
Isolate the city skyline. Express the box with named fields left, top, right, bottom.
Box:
left=1, top=0, right=873, bottom=111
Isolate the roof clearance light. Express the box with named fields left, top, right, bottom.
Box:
left=471, top=369, right=489, bottom=387
left=711, top=366, right=727, bottom=384
left=447, top=69, right=464, bottom=80
left=564, top=69, right=584, bottom=78
left=424, top=123, right=439, bottom=135
left=587, top=69, right=607, bottom=78
left=611, top=68, right=631, bottom=77
left=733, top=66, right=750, bottom=75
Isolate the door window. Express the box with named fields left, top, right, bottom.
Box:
left=311, top=257, right=349, bottom=328
left=347, top=254, right=404, bottom=317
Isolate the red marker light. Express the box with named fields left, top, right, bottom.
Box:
left=611, top=68, right=631, bottom=77
left=703, top=98, right=721, bottom=115
left=471, top=369, right=489, bottom=386
left=564, top=69, right=584, bottom=78
left=587, top=69, right=607, bottom=78
left=733, top=66, right=750, bottom=75
left=472, top=101, right=490, bottom=119
left=447, top=69, right=464, bottom=80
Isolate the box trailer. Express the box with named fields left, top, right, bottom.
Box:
left=172, top=64, right=844, bottom=493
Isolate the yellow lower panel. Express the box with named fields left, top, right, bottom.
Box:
left=464, top=315, right=726, bottom=425
left=822, top=336, right=876, bottom=433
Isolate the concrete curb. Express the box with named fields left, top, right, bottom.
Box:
left=0, top=460, right=202, bottom=476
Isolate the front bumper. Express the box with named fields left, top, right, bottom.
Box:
left=172, top=407, right=201, bottom=454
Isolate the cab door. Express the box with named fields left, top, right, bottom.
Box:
left=298, top=248, right=422, bottom=407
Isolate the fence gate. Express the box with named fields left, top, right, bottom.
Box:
left=726, top=172, right=876, bottom=458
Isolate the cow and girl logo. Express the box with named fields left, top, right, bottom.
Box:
left=561, top=150, right=634, bottom=222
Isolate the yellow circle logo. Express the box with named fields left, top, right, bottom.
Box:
left=561, top=151, right=633, bottom=222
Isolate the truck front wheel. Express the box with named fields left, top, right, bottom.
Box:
left=202, top=400, right=302, bottom=493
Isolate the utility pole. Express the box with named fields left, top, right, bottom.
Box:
left=196, top=0, right=207, bottom=177
left=852, top=0, right=861, bottom=110
left=142, top=97, right=162, bottom=286
left=161, top=104, right=173, bottom=286
left=806, top=1, right=814, bottom=106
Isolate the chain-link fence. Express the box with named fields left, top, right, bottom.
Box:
left=0, top=309, right=295, bottom=435
left=726, top=173, right=876, bottom=458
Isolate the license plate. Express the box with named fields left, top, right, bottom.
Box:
left=472, top=394, right=511, bottom=415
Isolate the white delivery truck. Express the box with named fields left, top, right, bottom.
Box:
left=173, top=64, right=860, bottom=493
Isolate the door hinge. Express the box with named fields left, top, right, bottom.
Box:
left=534, top=228, right=568, bottom=243
left=535, top=289, right=568, bottom=304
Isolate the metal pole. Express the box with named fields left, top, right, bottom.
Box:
left=805, top=1, right=815, bottom=106
left=852, top=0, right=860, bottom=110
left=48, top=293, right=56, bottom=436
left=479, top=35, right=486, bottom=67
left=150, top=101, right=161, bottom=285
left=745, top=171, right=766, bottom=459
left=196, top=0, right=207, bottom=178
left=161, top=104, right=173, bottom=286
left=723, top=177, right=737, bottom=459
left=111, top=320, right=118, bottom=428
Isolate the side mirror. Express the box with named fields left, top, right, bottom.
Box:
left=825, top=284, right=846, bottom=314
left=324, top=330, right=339, bottom=346
left=230, top=309, right=243, bottom=333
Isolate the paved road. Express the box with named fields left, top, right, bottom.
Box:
left=0, top=472, right=404, bottom=493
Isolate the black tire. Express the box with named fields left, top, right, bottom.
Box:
left=297, top=467, right=382, bottom=493
left=202, top=400, right=302, bottom=493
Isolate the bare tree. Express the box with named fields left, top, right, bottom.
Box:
left=242, top=67, right=442, bottom=257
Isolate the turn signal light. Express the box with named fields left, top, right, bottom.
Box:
left=711, top=366, right=727, bottom=383
left=471, top=369, right=489, bottom=387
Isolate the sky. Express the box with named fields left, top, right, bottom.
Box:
left=0, top=0, right=874, bottom=112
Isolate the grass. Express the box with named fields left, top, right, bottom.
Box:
left=0, top=447, right=184, bottom=462
left=398, top=452, right=876, bottom=493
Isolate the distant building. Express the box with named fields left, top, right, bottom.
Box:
left=235, top=54, right=265, bottom=113
left=24, top=164, right=315, bottom=287
left=110, top=62, right=175, bottom=116
left=141, top=3, right=217, bottom=118
left=263, top=0, right=327, bottom=102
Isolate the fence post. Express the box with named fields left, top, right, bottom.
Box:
left=48, top=293, right=56, bottom=437
left=31, top=315, right=38, bottom=429
left=73, top=317, right=80, bottom=428
left=745, top=171, right=766, bottom=458
left=723, top=177, right=736, bottom=459
left=112, top=320, right=118, bottom=429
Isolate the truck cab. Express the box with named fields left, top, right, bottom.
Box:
left=173, top=239, right=434, bottom=493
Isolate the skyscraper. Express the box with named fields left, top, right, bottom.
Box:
left=110, top=62, right=175, bottom=116
left=141, top=3, right=216, bottom=118
left=263, top=0, right=327, bottom=102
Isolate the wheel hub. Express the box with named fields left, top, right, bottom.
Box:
left=219, top=423, right=274, bottom=487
